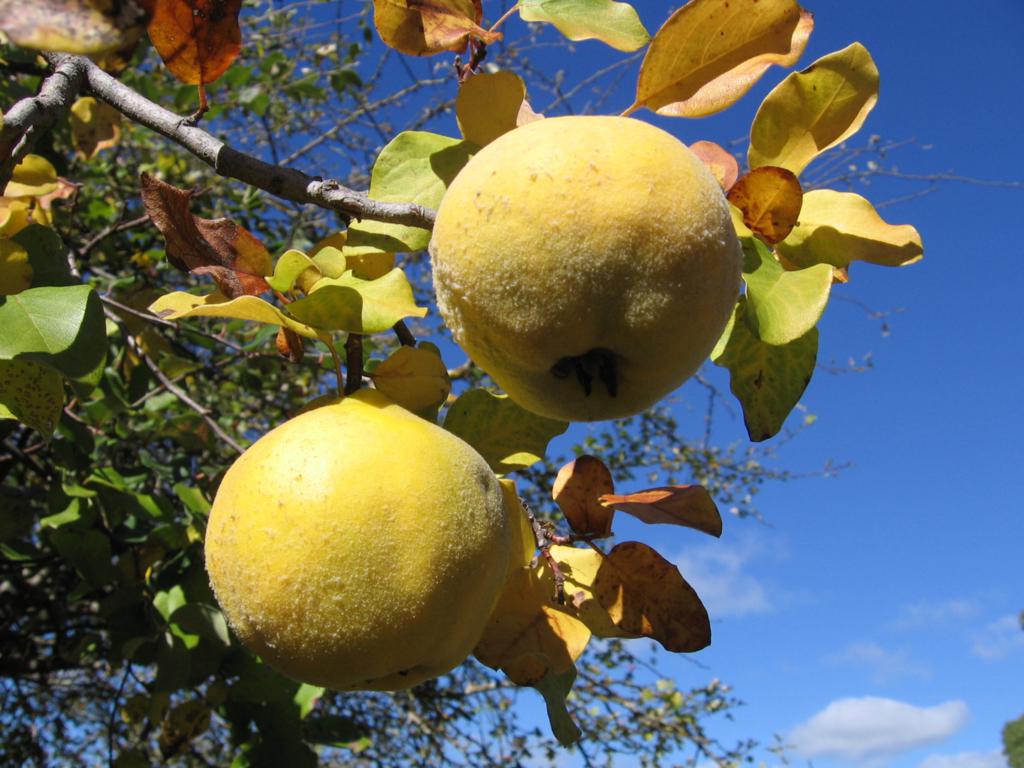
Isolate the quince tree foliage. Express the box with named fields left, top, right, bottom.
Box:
left=0, top=0, right=922, bottom=765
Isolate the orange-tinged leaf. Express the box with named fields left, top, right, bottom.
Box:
left=599, top=486, right=722, bottom=537
left=552, top=455, right=614, bottom=537
left=689, top=140, right=739, bottom=192
left=776, top=189, right=923, bottom=271
left=373, top=0, right=497, bottom=57
left=632, top=0, right=813, bottom=117
left=727, top=166, right=803, bottom=245
left=749, top=42, right=879, bottom=175
left=69, top=97, right=122, bottom=159
left=517, top=98, right=545, bottom=127
left=139, top=173, right=271, bottom=298
left=147, top=0, right=242, bottom=86
left=0, top=0, right=150, bottom=55
left=591, top=541, right=710, bottom=652
left=456, top=71, right=526, bottom=148
left=369, top=345, right=451, bottom=413
left=275, top=327, right=304, bottom=363
left=474, top=565, right=591, bottom=685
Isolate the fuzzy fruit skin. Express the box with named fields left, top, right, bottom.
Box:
left=205, top=389, right=509, bottom=691
left=430, top=115, right=742, bottom=421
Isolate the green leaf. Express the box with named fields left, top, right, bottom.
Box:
left=12, top=225, right=76, bottom=287
left=0, top=285, right=106, bottom=379
left=532, top=664, right=581, bottom=746
left=346, top=131, right=475, bottom=253
left=749, top=42, right=879, bottom=176
left=741, top=237, right=831, bottom=345
left=148, top=291, right=323, bottom=339
left=712, top=298, right=817, bottom=442
left=0, top=358, right=63, bottom=435
left=519, top=0, right=649, bottom=52
left=50, top=527, right=117, bottom=587
left=302, top=715, right=368, bottom=746
left=170, top=603, right=231, bottom=648
left=775, top=189, right=924, bottom=271
left=293, top=684, right=325, bottom=718
left=443, top=389, right=568, bottom=473
left=267, top=249, right=321, bottom=293
left=287, top=268, right=427, bottom=333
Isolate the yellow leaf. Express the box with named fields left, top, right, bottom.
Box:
left=456, top=71, right=527, bottom=148
left=474, top=564, right=591, bottom=686
left=148, top=291, right=323, bottom=339
left=369, top=345, right=451, bottom=413
left=0, top=0, right=149, bottom=56
left=500, top=478, right=536, bottom=575
left=726, top=166, right=804, bottom=245
left=776, top=189, right=924, bottom=271
left=0, top=237, right=33, bottom=295
left=631, top=0, right=813, bottom=117
left=749, top=42, right=880, bottom=175
left=4, top=155, right=58, bottom=198
left=373, top=0, right=498, bottom=57
left=548, top=545, right=631, bottom=639
left=69, top=96, right=122, bottom=159
left=0, top=198, right=32, bottom=236
left=310, top=231, right=395, bottom=280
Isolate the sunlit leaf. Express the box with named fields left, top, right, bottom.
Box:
left=599, top=486, right=722, bottom=536
left=632, top=0, right=813, bottom=117
left=552, top=455, right=614, bottom=537
left=266, top=249, right=321, bottom=294
left=776, top=189, right=924, bottom=271
left=275, top=328, right=305, bottom=363
left=372, top=0, right=497, bottom=57
left=727, top=166, right=803, bottom=245
left=140, top=173, right=272, bottom=297
left=474, top=564, right=591, bottom=685
left=456, top=71, right=526, bottom=148
left=309, top=232, right=395, bottom=280
left=287, top=268, right=427, bottom=333
left=443, top=389, right=568, bottom=473
left=689, top=140, right=739, bottom=192
left=741, top=236, right=831, bottom=345
left=500, top=478, right=536, bottom=574
left=712, top=297, right=817, bottom=441
left=4, top=155, right=58, bottom=198
left=0, top=284, right=106, bottom=380
left=0, top=358, right=64, bottom=435
left=548, top=545, right=630, bottom=639
left=749, top=42, right=879, bottom=175
left=147, top=0, right=242, bottom=86
left=369, top=345, right=451, bottom=413
left=518, top=0, right=649, bottom=52
left=346, top=131, right=475, bottom=253
left=0, top=237, right=32, bottom=295
left=0, top=0, right=150, bottom=55
left=148, top=290, right=322, bottom=338
left=0, top=198, right=32, bottom=237
left=589, top=542, right=710, bottom=652
left=69, top=96, right=122, bottom=159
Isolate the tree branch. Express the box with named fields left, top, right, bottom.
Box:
left=0, top=56, right=87, bottom=186
left=36, top=53, right=436, bottom=229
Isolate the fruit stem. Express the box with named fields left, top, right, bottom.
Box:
left=393, top=320, right=416, bottom=347
left=344, top=333, right=364, bottom=395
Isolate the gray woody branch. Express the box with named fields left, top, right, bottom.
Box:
left=1, top=53, right=436, bottom=229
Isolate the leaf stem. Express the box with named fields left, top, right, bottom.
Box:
left=488, top=3, right=520, bottom=34
left=324, top=337, right=344, bottom=397
left=619, top=102, right=641, bottom=118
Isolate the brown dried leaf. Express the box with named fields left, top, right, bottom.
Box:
left=275, top=328, right=304, bottom=363
left=474, top=566, right=591, bottom=686
left=139, top=173, right=271, bottom=298
left=552, top=455, right=614, bottom=537
left=147, top=0, right=242, bottom=85
left=727, top=166, right=803, bottom=245
left=689, top=140, right=739, bottom=192
left=591, top=541, right=710, bottom=652
left=373, top=0, right=498, bottom=57
left=0, top=0, right=151, bottom=55
left=599, top=486, right=722, bottom=537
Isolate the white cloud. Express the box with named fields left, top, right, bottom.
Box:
left=919, top=748, right=1008, bottom=768
left=674, top=532, right=777, bottom=618
left=789, top=696, right=969, bottom=763
left=827, top=641, right=930, bottom=683
left=892, top=598, right=980, bottom=630
left=972, top=614, right=1024, bottom=660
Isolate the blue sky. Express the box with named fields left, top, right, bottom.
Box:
left=454, top=1, right=1024, bottom=766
